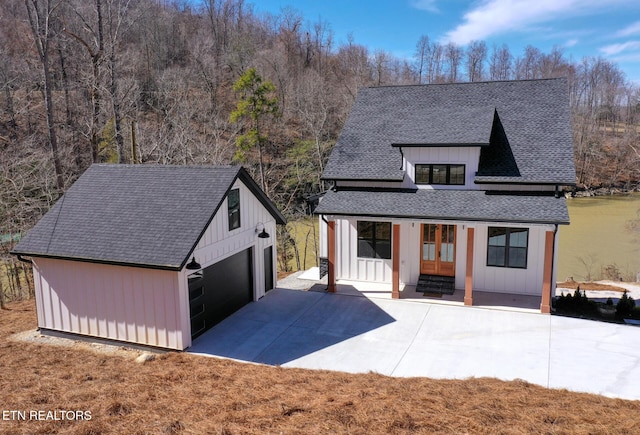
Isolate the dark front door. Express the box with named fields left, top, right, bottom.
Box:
left=264, top=245, right=274, bottom=293
left=420, top=224, right=456, bottom=277
left=189, top=248, right=253, bottom=339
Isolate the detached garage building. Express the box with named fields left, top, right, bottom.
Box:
left=12, top=164, right=286, bottom=350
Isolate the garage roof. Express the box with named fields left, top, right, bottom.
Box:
left=12, top=164, right=286, bottom=270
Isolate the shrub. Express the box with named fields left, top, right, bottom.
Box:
left=555, top=287, right=597, bottom=315
left=606, top=297, right=613, bottom=306
left=615, top=291, right=636, bottom=320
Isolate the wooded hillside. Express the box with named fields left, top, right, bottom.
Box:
left=1, top=0, right=639, bottom=272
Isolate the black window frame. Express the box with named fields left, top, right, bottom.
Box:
left=227, top=188, right=241, bottom=231
left=415, top=164, right=465, bottom=185
left=486, top=227, right=529, bottom=269
left=357, top=221, right=392, bottom=260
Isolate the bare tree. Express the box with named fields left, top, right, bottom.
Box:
left=444, top=42, right=463, bottom=83
left=24, top=0, right=64, bottom=190
left=64, top=0, right=105, bottom=164
left=466, top=40, right=487, bottom=82
left=414, top=35, right=429, bottom=84
left=295, top=69, right=329, bottom=188
left=489, top=43, right=512, bottom=80
left=104, top=0, right=137, bottom=163
left=515, top=45, right=541, bottom=79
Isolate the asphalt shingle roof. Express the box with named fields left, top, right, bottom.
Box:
left=315, top=188, right=569, bottom=225
left=322, top=78, right=575, bottom=185
left=12, top=164, right=285, bottom=270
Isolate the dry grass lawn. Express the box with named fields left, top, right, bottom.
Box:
left=1, top=300, right=639, bottom=434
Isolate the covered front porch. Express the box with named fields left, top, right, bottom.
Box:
left=322, top=218, right=558, bottom=314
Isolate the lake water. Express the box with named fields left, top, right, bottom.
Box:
left=558, top=194, right=640, bottom=282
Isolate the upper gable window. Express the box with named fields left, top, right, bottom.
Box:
left=228, top=188, right=241, bottom=231
left=415, top=164, right=465, bottom=185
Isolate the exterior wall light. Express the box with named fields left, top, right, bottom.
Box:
left=186, top=257, right=202, bottom=270
left=256, top=223, right=270, bottom=239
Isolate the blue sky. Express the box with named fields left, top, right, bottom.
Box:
left=249, top=0, right=640, bottom=84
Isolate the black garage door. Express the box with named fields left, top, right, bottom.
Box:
left=189, top=248, right=253, bottom=339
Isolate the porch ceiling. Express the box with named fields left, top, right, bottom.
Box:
left=315, top=189, right=569, bottom=225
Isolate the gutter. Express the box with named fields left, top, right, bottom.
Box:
left=15, top=254, right=32, bottom=264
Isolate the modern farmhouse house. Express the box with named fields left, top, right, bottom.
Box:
left=12, top=164, right=285, bottom=350
left=315, top=78, right=575, bottom=312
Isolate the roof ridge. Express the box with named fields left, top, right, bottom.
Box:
left=364, top=77, right=567, bottom=90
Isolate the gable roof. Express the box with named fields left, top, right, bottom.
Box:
left=322, top=78, right=575, bottom=185
left=12, top=164, right=285, bottom=270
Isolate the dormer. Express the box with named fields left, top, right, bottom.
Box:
left=395, top=145, right=483, bottom=190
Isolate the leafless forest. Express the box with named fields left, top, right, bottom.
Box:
left=1, top=0, right=639, bottom=300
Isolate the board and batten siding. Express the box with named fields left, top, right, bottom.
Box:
left=402, top=146, right=481, bottom=189
left=471, top=224, right=548, bottom=295
left=334, top=218, right=392, bottom=283
left=32, top=258, right=188, bottom=350
left=191, top=178, right=277, bottom=300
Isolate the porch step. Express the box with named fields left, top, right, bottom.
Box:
left=417, top=274, right=455, bottom=295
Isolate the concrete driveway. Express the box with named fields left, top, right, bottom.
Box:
left=189, top=288, right=640, bottom=401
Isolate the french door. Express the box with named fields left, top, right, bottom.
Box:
left=420, top=224, right=456, bottom=276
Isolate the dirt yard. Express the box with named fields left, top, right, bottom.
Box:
left=1, top=300, right=639, bottom=434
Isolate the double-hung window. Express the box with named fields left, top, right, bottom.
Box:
left=487, top=227, right=528, bottom=268
left=415, top=164, right=465, bottom=185
left=357, top=221, right=391, bottom=259
left=228, top=188, right=241, bottom=231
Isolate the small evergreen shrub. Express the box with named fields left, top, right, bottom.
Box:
left=615, top=291, right=636, bottom=320
left=555, top=287, right=597, bottom=315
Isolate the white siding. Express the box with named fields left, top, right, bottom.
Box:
left=471, top=224, right=547, bottom=295
left=403, top=146, right=481, bottom=189
left=319, top=215, right=327, bottom=258
left=399, top=221, right=420, bottom=285
left=32, top=258, right=187, bottom=350
left=191, top=178, right=278, bottom=300
left=335, top=218, right=392, bottom=283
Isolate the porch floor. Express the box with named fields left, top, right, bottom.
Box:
left=329, top=280, right=542, bottom=313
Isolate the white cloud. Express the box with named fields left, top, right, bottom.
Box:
left=564, top=39, right=579, bottom=48
left=616, top=21, right=640, bottom=38
left=600, top=41, right=640, bottom=56
left=443, top=0, right=629, bottom=45
left=409, top=0, right=439, bottom=13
